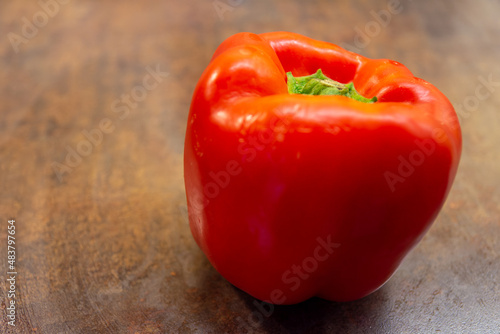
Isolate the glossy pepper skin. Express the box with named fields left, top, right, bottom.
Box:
left=184, top=32, right=461, bottom=304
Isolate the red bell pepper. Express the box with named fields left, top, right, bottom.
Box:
left=184, top=31, right=461, bottom=304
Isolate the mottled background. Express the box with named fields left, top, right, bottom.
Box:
left=0, top=0, right=499, bottom=333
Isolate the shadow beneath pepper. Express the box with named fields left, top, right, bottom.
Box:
left=233, top=285, right=392, bottom=334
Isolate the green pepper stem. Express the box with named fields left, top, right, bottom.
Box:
left=287, top=69, right=377, bottom=103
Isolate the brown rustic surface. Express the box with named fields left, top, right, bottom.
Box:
left=1, top=0, right=499, bottom=333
